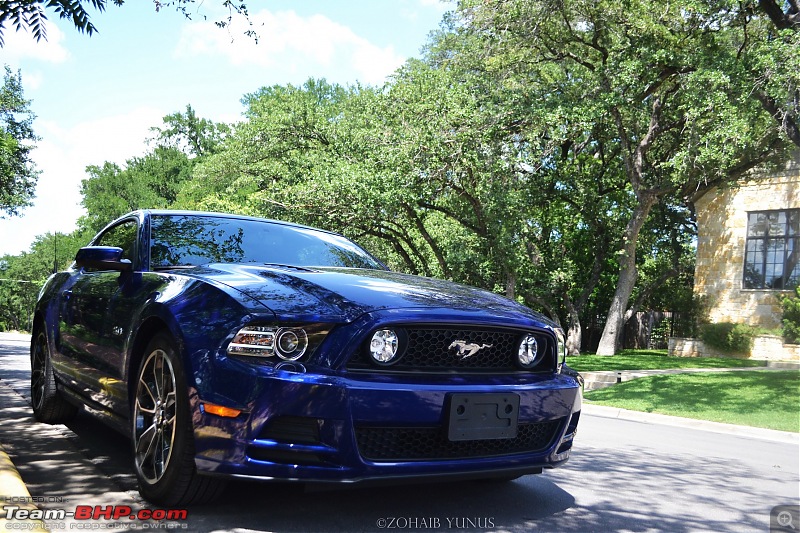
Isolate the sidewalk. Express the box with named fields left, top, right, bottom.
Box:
left=581, top=360, right=800, bottom=391
left=0, top=332, right=149, bottom=529
left=0, top=441, right=48, bottom=529
left=582, top=402, right=799, bottom=444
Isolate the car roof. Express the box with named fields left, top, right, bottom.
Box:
left=110, top=209, right=342, bottom=237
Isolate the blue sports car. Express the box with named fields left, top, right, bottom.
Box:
left=31, top=210, right=582, bottom=505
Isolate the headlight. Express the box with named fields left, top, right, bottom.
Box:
left=227, top=325, right=325, bottom=361
left=517, top=333, right=544, bottom=369
left=368, top=329, right=401, bottom=365
left=275, top=328, right=308, bottom=360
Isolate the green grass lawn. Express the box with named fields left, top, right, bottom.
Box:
left=566, top=349, right=767, bottom=372
left=583, top=370, right=800, bottom=432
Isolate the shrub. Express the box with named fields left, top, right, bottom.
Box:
left=699, top=322, right=759, bottom=355
left=782, top=287, right=800, bottom=344
left=672, top=295, right=708, bottom=339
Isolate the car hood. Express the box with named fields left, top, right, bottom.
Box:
left=188, top=264, right=552, bottom=326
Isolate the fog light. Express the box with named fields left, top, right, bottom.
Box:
left=369, top=329, right=399, bottom=364
left=517, top=334, right=542, bottom=368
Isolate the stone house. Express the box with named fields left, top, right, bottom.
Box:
left=673, top=155, right=799, bottom=360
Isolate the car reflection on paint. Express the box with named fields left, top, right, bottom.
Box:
left=31, top=210, right=582, bottom=505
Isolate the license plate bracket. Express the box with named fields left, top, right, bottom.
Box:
left=447, top=393, right=520, bottom=441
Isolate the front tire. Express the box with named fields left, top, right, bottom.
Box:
left=132, top=332, right=225, bottom=506
left=31, top=330, right=78, bottom=423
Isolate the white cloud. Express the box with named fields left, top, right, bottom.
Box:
left=21, top=71, right=44, bottom=91
left=401, top=0, right=452, bottom=23
left=174, top=9, right=406, bottom=86
left=2, top=23, right=70, bottom=64
left=0, top=107, right=164, bottom=255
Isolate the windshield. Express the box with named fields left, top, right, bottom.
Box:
left=149, top=214, right=385, bottom=270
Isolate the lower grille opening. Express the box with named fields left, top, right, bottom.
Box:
left=355, top=419, right=562, bottom=462
left=246, top=447, right=330, bottom=467
left=257, top=416, right=322, bottom=445
left=556, top=411, right=580, bottom=454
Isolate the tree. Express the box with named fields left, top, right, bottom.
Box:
left=79, top=106, right=227, bottom=233
left=0, top=65, right=39, bottom=217
left=184, top=79, right=433, bottom=271
left=455, top=0, right=795, bottom=354
left=151, top=104, right=230, bottom=158
left=0, top=0, right=254, bottom=46
left=79, top=147, right=192, bottom=233
left=0, top=230, right=87, bottom=332
left=752, top=0, right=800, bottom=146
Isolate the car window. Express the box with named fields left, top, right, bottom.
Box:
left=95, top=220, right=138, bottom=263
left=149, top=214, right=384, bottom=270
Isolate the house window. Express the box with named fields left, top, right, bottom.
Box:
left=743, top=209, right=799, bottom=290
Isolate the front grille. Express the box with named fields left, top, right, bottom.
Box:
left=355, top=420, right=562, bottom=462
left=347, top=327, right=554, bottom=373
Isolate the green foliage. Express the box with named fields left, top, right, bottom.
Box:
left=0, top=1, right=254, bottom=46
left=150, top=104, right=230, bottom=158
left=566, top=350, right=766, bottom=371
left=0, top=230, right=89, bottom=332
left=454, top=0, right=795, bottom=355
left=79, top=106, right=225, bottom=234
left=584, top=370, right=800, bottom=432
left=79, top=147, right=193, bottom=234
left=699, top=322, right=761, bottom=356
left=0, top=65, right=39, bottom=216
left=782, top=287, right=800, bottom=344
left=0, top=0, right=117, bottom=45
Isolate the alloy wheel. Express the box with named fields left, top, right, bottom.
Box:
left=30, top=333, right=47, bottom=412
left=133, top=348, right=178, bottom=484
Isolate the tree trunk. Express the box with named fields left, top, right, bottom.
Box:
left=595, top=195, right=658, bottom=355
left=565, top=297, right=582, bottom=356
left=505, top=272, right=516, bottom=300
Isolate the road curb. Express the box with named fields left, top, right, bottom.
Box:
left=583, top=402, right=800, bottom=444
left=0, top=442, right=49, bottom=531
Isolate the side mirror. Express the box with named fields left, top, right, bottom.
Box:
left=75, top=246, right=133, bottom=272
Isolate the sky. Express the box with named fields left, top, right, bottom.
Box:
left=0, top=0, right=451, bottom=257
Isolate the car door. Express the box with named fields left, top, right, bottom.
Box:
left=58, top=218, right=140, bottom=411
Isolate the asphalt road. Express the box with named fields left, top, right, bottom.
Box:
left=0, top=332, right=798, bottom=532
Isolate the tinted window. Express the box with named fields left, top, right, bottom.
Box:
left=95, top=220, right=138, bottom=263
left=149, top=215, right=384, bottom=270
left=744, top=209, right=799, bottom=290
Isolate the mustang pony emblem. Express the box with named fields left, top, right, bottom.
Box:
left=448, top=340, right=493, bottom=359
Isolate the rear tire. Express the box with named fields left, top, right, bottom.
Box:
left=132, top=332, right=226, bottom=506
left=31, top=330, right=78, bottom=423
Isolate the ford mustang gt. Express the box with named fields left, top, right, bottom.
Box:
left=31, top=210, right=582, bottom=505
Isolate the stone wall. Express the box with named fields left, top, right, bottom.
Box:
left=669, top=336, right=800, bottom=361
left=693, top=166, right=799, bottom=329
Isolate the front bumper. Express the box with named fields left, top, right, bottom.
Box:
left=191, top=361, right=582, bottom=483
